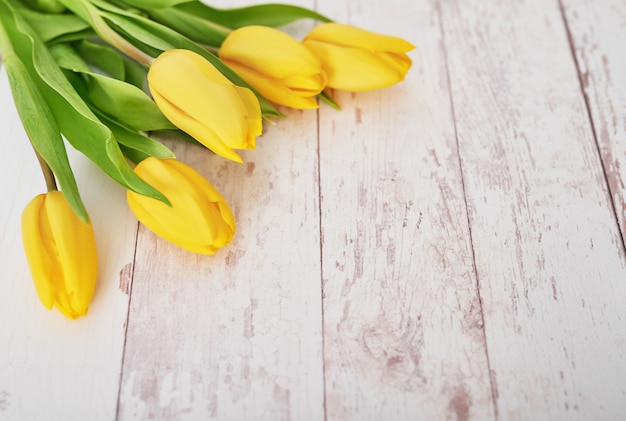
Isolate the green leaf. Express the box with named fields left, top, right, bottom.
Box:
left=177, top=2, right=332, bottom=29
left=85, top=72, right=176, bottom=131
left=2, top=53, right=88, bottom=222
left=97, top=112, right=175, bottom=162
left=120, top=0, right=192, bottom=9
left=50, top=42, right=174, bottom=132
left=122, top=54, right=147, bottom=88
left=319, top=90, right=341, bottom=110
left=75, top=39, right=126, bottom=80
left=1, top=0, right=168, bottom=204
left=48, top=42, right=91, bottom=72
left=22, top=0, right=66, bottom=14
left=15, top=6, right=91, bottom=43
left=149, top=7, right=230, bottom=46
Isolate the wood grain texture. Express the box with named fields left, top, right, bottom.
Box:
left=0, top=68, right=136, bottom=420
left=439, top=0, right=626, bottom=419
left=117, top=115, right=324, bottom=419
left=3, top=1, right=626, bottom=420
left=562, top=0, right=626, bottom=246
left=316, top=0, right=494, bottom=419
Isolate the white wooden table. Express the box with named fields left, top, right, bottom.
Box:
left=2, top=0, right=626, bottom=419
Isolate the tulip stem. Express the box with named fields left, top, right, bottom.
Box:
left=34, top=149, right=58, bottom=192
left=319, top=90, right=342, bottom=110
left=104, top=27, right=154, bottom=66
left=57, top=0, right=154, bottom=66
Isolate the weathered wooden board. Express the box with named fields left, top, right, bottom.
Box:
left=562, top=0, right=626, bottom=246
left=2, top=1, right=626, bottom=420
left=0, top=68, right=136, bottom=419
left=440, top=0, right=626, bottom=419
left=315, top=0, right=495, bottom=419
left=117, top=117, right=324, bottom=420
left=116, top=3, right=327, bottom=409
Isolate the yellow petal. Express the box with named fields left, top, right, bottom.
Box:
left=150, top=89, right=244, bottom=163
left=219, top=26, right=326, bottom=109
left=128, top=158, right=236, bottom=255
left=148, top=49, right=262, bottom=161
left=22, top=194, right=55, bottom=310
left=21, top=191, right=97, bottom=319
left=45, top=191, right=97, bottom=316
left=221, top=26, right=322, bottom=78
left=304, top=41, right=408, bottom=91
left=223, top=60, right=320, bottom=109
left=304, top=23, right=415, bottom=54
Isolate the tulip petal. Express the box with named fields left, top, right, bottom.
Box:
left=22, top=194, right=55, bottom=310
left=150, top=90, right=244, bottom=163
left=221, top=26, right=323, bottom=79
left=223, top=60, right=320, bottom=109
left=219, top=26, right=326, bottom=109
left=304, top=41, right=409, bottom=91
left=303, top=23, right=414, bottom=92
left=148, top=50, right=262, bottom=162
left=21, top=191, right=97, bottom=319
left=304, top=23, right=415, bottom=54
left=45, top=191, right=97, bottom=317
left=128, top=158, right=236, bottom=255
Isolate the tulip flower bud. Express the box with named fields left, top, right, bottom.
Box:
left=303, top=23, right=415, bottom=92
left=219, top=26, right=327, bottom=110
left=127, top=158, right=236, bottom=255
left=21, top=191, right=98, bottom=320
left=147, top=49, right=263, bottom=163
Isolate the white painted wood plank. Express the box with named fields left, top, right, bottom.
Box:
left=562, top=0, right=626, bottom=246
left=440, top=0, right=626, bottom=419
left=117, top=105, right=324, bottom=418
left=116, top=4, right=327, bottom=418
left=316, top=0, right=495, bottom=419
left=118, top=119, right=324, bottom=420
left=0, top=68, right=136, bottom=418
left=116, top=3, right=327, bottom=415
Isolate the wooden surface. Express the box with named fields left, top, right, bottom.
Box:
left=1, top=0, right=625, bottom=419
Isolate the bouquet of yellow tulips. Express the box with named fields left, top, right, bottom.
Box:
left=0, top=0, right=414, bottom=319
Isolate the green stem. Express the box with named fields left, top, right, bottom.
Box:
left=34, top=149, right=58, bottom=192
left=319, top=90, right=342, bottom=111
left=205, top=45, right=219, bottom=54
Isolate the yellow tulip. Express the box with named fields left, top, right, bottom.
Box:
left=127, top=157, right=235, bottom=255
left=21, top=191, right=98, bottom=320
left=147, top=49, right=262, bottom=163
left=219, top=26, right=327, bottom=109
left=303, top=23, right=415, bottom=92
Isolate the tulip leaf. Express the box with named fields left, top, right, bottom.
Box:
left=75, top=40, right=126, bottom=80
left=86, top=73, right=176, bottom=131
left=2, top=53, right=88, bottom=222
left=74, top=39, right=150, bottom=88
left=123, top=55, right=149, bottom=88
left=118, top=0, right=193, bottom=9
left=176, top=2, right=332, bottom=29
left=149, top=7, right=231, bottom=46
left=15, top=6, right=92, bottom=43
left=50, top=42, right=174, bottom=132
left=48, top=41, right=91, bottom=72
left=319, top=90, right=341, bottom=110
left=22, top=0, right=66, bottom=14
left=1, top=0, right=168, bottom=204
left=97, top=112, right=176, bottom=162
